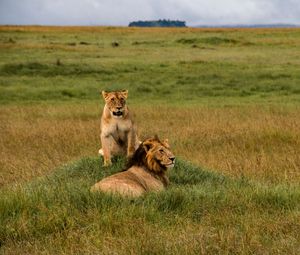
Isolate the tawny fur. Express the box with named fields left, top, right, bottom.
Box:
left=99, top=90, right=140, bottom=166
left=91, top=136, right=175, bottom=197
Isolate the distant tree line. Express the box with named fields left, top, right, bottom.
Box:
left=128, top=19, right=186, bottom=27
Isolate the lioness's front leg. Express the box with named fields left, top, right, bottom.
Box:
left=101, top=134, right=112, bottom=166
left=127, top=129, right=136, bottom=158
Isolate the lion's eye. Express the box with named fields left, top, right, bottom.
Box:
left=159, top=149, right=164, bottom=153
left=111, top=98, right=115, bottom=101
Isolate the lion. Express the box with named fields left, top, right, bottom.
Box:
left=99, top=90, right=140, bottom=166
left=91, top=136, right=175, bottom=197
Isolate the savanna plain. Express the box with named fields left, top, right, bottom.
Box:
left=0, top=26, right=300, bottom=254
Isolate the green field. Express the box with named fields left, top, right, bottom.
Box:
left=0, top=26, right=300, bottom=254
left=1, top=26, right=300, bottom=105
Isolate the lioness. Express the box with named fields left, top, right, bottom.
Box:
left=99, top=90, right=140, bottom=166
left=91, top=136, right=175, bottom=197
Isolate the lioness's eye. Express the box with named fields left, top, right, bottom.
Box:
left=159, top=149, right=164, bottom=153
left=111, top=98, right=115, bottom=101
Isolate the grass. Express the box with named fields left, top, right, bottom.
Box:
left=1, top=104, right=299, bottom=187
left=0, top=26, right=300, bottom=254
left=1, top=26, right=300, bottom=104
left=1, top=157, right=299, bottom=254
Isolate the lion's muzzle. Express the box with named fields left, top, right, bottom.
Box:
left=112, top=111, right=123, bottom=117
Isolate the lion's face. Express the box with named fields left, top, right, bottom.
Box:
left=102, top=90, right=128, bottom=118
left=143, top=137, right=175, bottom=172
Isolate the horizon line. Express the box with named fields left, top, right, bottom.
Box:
left=1, top=22, right=300, bottom=28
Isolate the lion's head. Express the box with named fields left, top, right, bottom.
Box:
left=102, top=90, right=128, bottom=118
left=127, top=136, right=175, bottom=173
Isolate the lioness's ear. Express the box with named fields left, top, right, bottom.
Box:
left=102, top=91, right=109, bottom=100
left=163, top=139, right=170, bottom=148
left=143, top=141, right=153, bottom=153
left=121, top=90, right=128, bottom=99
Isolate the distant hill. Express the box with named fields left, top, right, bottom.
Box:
left=129, top=19, right=186, bottom=27
left=194, top=23, right=300, bottom=28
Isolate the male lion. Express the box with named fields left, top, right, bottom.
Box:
left=91, top=136, right=175, bottom=197
left=99, top=90, right=140, bottom=166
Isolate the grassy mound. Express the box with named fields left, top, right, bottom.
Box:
left=1, top=157, right=299, bottom=254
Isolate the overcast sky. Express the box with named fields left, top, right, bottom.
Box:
left=0, top=0, right=299, bottom=26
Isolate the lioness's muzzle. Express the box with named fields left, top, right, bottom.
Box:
left=113, top=111, right=123, bottom=116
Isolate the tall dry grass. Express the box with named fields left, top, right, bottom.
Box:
left=1, top=103, right=299, bottom=187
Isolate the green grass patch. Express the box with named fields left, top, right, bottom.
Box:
left=176, top=36, right=242, bottom=46
left=0, top=62, right=113, bottom=77
left=0, top=157, right=299, bottom=253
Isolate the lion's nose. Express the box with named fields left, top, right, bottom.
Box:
left=169, top=156, right=175, bottom=162
left=117, top=107, right=122, bottom=110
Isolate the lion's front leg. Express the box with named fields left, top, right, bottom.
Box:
left=101, top=134, right=112, bottom=166
left=126, top=129, right=136, bottom=158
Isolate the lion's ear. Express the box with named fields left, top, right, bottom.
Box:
left=102, top=91, right=109, bottom=100
left=143, top=141, right=153, bottom=153
left=163, top=139, right=170, bottom=147
left=121, top=90, right=128, bottom=99
left=163, top=139, right=170, bottom=148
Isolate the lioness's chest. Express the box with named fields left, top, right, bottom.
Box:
left=103, top=119, right=131, bottom=138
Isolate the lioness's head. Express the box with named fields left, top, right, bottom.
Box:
left=127, top=136, right=175, bottom=173
left=102, top=90, right=128, bottom=118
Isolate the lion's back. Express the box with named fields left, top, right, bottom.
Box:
left=90, top=166, right=164, bottom=197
